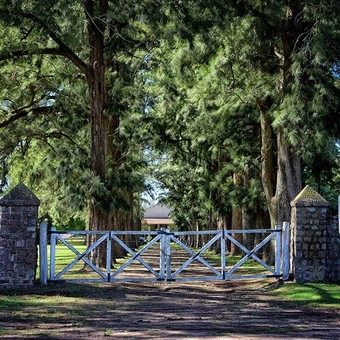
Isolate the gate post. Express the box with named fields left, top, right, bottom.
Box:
left=221, top=230, right=226, bottom=280
left=39, top=221, right=48, bottom=285
left=50, top=226, right=57, bottom=280
left=106, top=232, right=112, bottom=282
left=275, top=225, right=281, bottom=276
left=159, top=229, right=166, bottom=282
left=165, top=228, right=172, bottom=282
left=282, top=222, right=290, bottom=281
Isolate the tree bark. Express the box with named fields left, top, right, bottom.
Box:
left=83, top=0, right=144, bottom=267
left=230, top=172, right=242, bottom=255
left=274, top=0, right=303, bottom=226
left=260, top=0, right=304, bottom=230
left=255, top=207, right=272, bottom=262
left=241, top=168, right=256, bottom=251
left=258, top=1, right=304, bottom=263
left=85, top=0, right=110, bottom=267
left=275, top=132, right=301, bottom=225
left=242, top=205, right=256, bottom=251
left=260, top=105, right=277, bottom=228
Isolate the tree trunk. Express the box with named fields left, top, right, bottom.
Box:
left=241, top=167, right=257, bottom=252
left=275, top=132, right=302, bottom=225
left=84, top=1, right=137, bottom=266
left=273, top=0, right=303, bottom=226
left=85, top=0, right=110, bottom=267
left=260, top=106, right=277, bottom=228
left=255, top=207, right=272, bottom=262
left=230, top=173, right=242, bottom=255
left=242, top=205, right=256, bottom=251
left=213, top=216, right=225, bottom=254
left=259, top=1, right=304, bottom=263
left=259, top=111, right=276, bottom=265
left=260, top=0, right=304, bottom=228
left=260, top=113, right=302, bottom=264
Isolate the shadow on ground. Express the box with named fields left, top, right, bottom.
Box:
left=0, top=280, right=339, bottom=339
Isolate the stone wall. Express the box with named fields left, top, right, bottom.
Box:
left=0, top=183, right=40, bottom=289
left=325, top=216, right=340, bottom=282
left=290, top=185, right=340, bottom=283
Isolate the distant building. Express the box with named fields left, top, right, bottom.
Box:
left=142, top=204, right=174, bottom=230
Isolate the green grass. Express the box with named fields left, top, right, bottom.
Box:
left=0, top=283, right=116, bottom=338
left=272, top=282, right=340, bottom=308
left=0, top=329, right=14, bottom=336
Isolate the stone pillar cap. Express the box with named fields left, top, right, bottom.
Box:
left=0, top=182, right=40, bottom=206
left=291, top=185, right=329, bottom=207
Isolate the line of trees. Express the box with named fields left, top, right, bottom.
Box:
left=0, top=1, right=339, bottom=263
left=142, top=1, right=340, bottom=256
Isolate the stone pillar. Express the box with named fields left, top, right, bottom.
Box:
left=325, top=216, right=340, bottom=282
left=290, top=185, right=340, bottom=283
left=0, top=183, right=40, bottom=289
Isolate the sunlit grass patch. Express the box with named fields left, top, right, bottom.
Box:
left=272, top=282, right=340, bottom=308
left=0, top=329, right=15, bottom=336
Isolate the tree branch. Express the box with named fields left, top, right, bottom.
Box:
left=23, top=12, right=88, bottom=75
left=0, top=106, right=52, bottom=129
left=46, top=131, right=85, bottom=149
left=0, top=110, right=30, bottom=128
left=10, top=10, right=89, bottom=77
left=0, top=48, right=62, bottom=62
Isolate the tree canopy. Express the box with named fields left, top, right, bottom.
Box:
left=0, top=1, right=339, bottom=257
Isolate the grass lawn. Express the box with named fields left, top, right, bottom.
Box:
left=37, top=238, right=340, bottom=311
left=272, top=282, right=340, bottom=309
left=1, top=238, right=339, bottom=338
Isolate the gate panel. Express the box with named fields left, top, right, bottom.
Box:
left=110, top=233, right=162, bottom=282
left=40, top=225, right=290, bottom=284
left=169, top=231, right=223, bottom=282
left=224, top=230, right=278, bottom=279
left=49, top=230, right=110, bottom=282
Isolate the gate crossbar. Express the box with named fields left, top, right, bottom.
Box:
left=170, top=233, right=222, bottom=278
left=225, top=232, right=276, bottom=276
left=52, top=233, right=108, bottom=280
left=110, top=233, right=162, bottom=280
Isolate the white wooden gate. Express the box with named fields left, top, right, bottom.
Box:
left=39, top=223, right=290, bottom=284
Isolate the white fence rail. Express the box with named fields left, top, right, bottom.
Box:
left=39, top=223, right=290, bottom=284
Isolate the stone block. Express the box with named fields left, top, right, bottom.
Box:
left=303, top=250, right=310, bottom=257
left=319, top=250, right=326, bottom=257
left=16, top=240, right=25, bottom=248
left=307, top=208, right=316, bottom=213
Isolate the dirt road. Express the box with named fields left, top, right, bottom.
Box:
left=1, top=279, right=339, bottom=339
